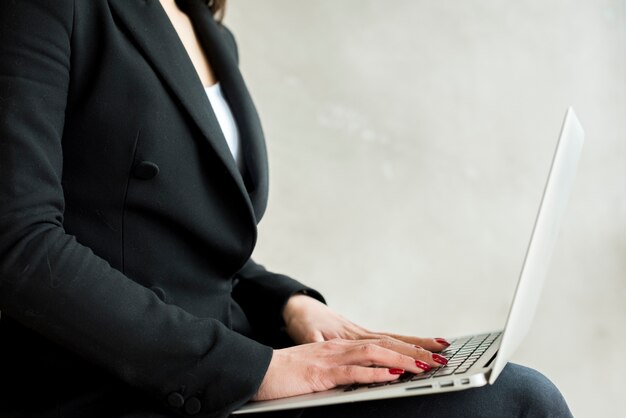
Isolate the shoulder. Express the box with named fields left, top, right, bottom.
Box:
left=217, top=23, right=239, bottom=64
left=0, top=0, right=75, bottom=35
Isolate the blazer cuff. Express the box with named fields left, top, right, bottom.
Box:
left=180, top=322, right=273, bottom=417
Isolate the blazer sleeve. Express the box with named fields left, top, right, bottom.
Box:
left=220, top=23, right=240, bottom=63
left=0, top=2, right=270, bottom=416
left=232, top=259, right=326, bottom=342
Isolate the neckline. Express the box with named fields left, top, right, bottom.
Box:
left=204, top=81, right=221, bottom=91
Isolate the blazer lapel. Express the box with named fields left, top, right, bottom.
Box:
left=107, top=0, right=258, bottom=220
left=176, top=0, right=270, bottom=222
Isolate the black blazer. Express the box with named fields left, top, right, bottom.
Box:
left=0, top=1, right=323, bottom=417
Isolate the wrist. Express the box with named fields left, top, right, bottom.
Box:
left=282, top=293, right=315, bottom=325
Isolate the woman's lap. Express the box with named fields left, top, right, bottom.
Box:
left=261, top=364, right=572, bottom=418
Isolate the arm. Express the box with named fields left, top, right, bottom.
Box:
left=0, top=2, right=269, bottom=416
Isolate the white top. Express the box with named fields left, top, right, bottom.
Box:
left=204, top=82, right=243, bottom=172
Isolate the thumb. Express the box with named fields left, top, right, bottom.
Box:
left=309, top=330, right=325, bottom=343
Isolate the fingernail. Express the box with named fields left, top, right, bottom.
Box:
left=389, top=368, right=405, bottom=375
left=432, top=354, right=448, bottom=365
left=435, top=338, right=450, bottom=347
left=415, top=360, right=431, bottom=371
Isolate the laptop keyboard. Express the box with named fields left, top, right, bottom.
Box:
left=343, top=332, right=501, bottom=392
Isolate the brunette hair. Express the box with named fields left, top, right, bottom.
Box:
left=210, top=0, right=227, bottom=21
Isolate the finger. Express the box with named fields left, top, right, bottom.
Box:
left=413, top=345, right=449, bottom=367
left=385, top=337, right=449, bottom=367
left=343, top=337, right=449, bottom=369
left=286, top=326, right=325, bottom=344
left=343, top=342, right=437, bottom=374
left=308, top=330, right=325, bottom=343
left=374, top=332, right=451, bottom=352
left=352, top=331, right=450, bottom=353
left=330, top=365, right=404, bottom=387
left=381, top=339, right=449, bottom=369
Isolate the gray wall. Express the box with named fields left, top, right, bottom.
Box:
left=226, top=1, right=626, bottom=416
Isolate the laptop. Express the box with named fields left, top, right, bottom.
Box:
left=235, top=107, right=585, bottom=414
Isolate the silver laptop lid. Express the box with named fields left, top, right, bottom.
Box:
left=489, top=107, right=584, bottom=383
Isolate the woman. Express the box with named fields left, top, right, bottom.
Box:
left=0, top=0, right=572, bottom=416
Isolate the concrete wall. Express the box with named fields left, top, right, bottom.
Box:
left=226, top=1, right=626, bottom=416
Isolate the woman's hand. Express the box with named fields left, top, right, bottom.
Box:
left=251, top=294, right=452, bottom=400
left=283, top=294, right=450, bottom=353
left=253, top=337, right=439, bottom=401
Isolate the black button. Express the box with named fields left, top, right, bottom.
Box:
left=150, top=286, right=167, bottom=302
left=133, top=161, right=159, bottom=180
left=184, top=397, right=202, bottom=415
left=167, top=392, right=185, bottom=408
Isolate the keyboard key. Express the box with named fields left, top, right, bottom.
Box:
left=410, top=374, right=432, bottom=381
left=388, top=373, right=415, bottom=384
left=434, top=368, right=455, bottom=376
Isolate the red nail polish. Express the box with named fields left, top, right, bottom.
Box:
left=389, top=368, right=404, bottom=375
left=415, top=360, right=431, bottom=371
left=435, top=338, right=451, bottom=347
left=432, top=354, right=448, bottom=365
